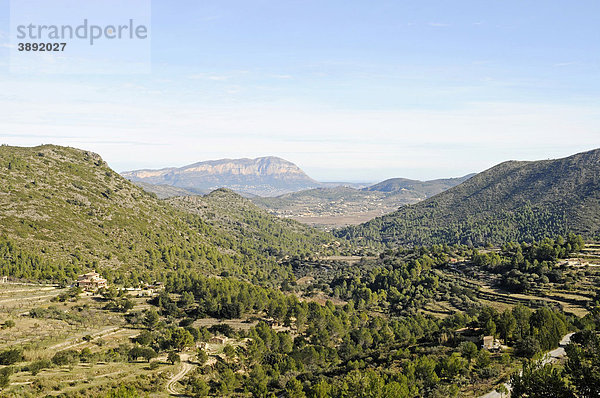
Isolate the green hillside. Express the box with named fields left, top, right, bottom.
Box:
left=364, top=174, right=474, bottom=194
left=337, top=148, right=600, bottom=247
left=167, top=189, right=336, bottom=257
left=0, top=145, right=332, bottom=285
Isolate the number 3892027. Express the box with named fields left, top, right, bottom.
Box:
left=18, top=43, right=66, bottom=51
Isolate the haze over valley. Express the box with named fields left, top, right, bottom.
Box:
left=123, top=157, right=474, bottom=227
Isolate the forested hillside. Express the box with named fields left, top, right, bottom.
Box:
left=0, top=145, right=333, bottom=285
left=337, top=149, right=600, bottom=247
left=167, top=189, right=335, bottom=258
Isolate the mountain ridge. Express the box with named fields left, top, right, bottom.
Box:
left=121, top=156, right=320, bottom=197
left=336, top=148, right=600, bottom=246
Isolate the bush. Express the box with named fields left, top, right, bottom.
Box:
left=188, top=376, right=210, bottom=397
left=148, top=361, right=161, bottom=370
left=106, top=384, right=141, bottom=398
left=28, top=359, right=52, bottom=375
left=479, top=366, right=501, bottom=379
left=52, top=349, right=80, bottom=366
left=0, top=367, right=13, bottom=389
left=476, top=349, right=492, bottom=368
left=196, top=349, right=208, bottom=365
left=208, top=324, right=235, bottom=337
left=0, top=348, right=23, bottom=365
left=2, top=320, right=15, bottom=329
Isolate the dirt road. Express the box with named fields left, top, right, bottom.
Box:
left=166, top=353, right=192, bottom=396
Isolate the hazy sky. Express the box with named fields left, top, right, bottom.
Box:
left=1, top=0, right=599, bottom=181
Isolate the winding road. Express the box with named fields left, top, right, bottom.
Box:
left=479, top=332, right=575, bottom=398
left=166, top=353, right=193, bottom=396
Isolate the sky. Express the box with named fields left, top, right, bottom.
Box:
left=0, top=0, right=599, bottom=182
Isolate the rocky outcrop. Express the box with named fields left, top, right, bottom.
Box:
left=121, top=157, right=321, bottom=197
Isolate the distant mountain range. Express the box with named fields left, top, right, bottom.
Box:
left=337, top=148, right=600, bottom=246
left=121, top=156, right=320, bottom=197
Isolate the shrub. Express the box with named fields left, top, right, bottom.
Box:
left=28, top=359, right=52, bottom=375
left=0, top=348, right=23, bottom=365
left=197, top=349, right=208, bottom=365
left=0, top=367, right=13, bottom=389
left=2, top=320, right=15, bottom=329
left=52, top=349, right=80, bottom=366
left=105, top=384, right=141, bottom=398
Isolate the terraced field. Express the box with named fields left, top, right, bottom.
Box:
left=0, top=284, right=174, bottom=397
left=430, top=244, right=600, bottom=318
